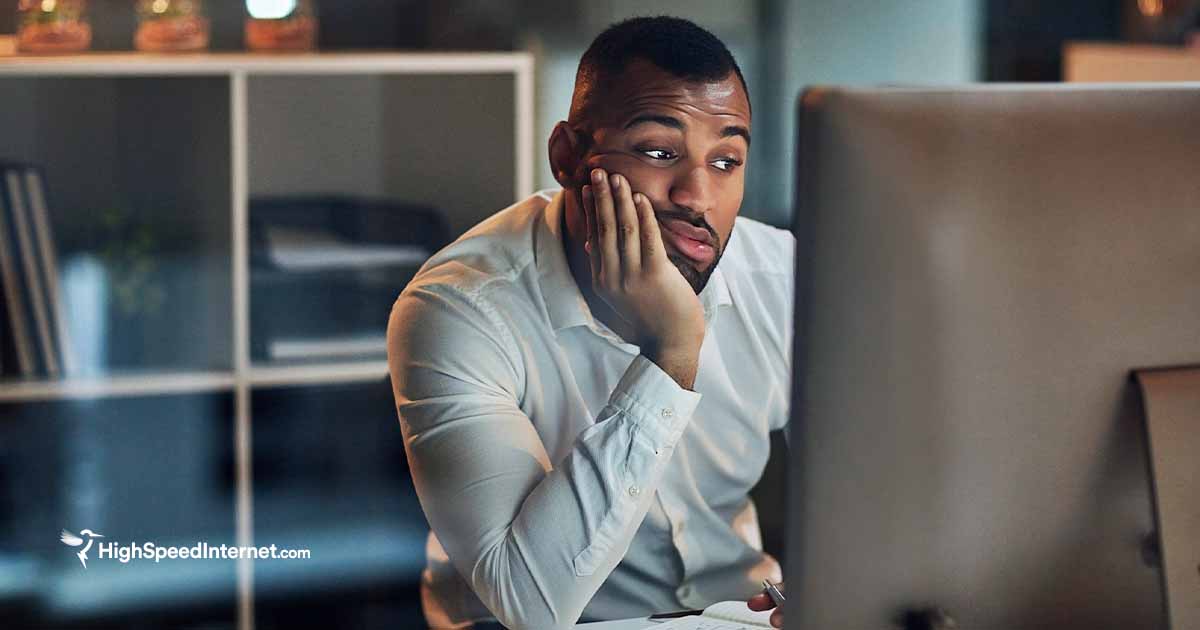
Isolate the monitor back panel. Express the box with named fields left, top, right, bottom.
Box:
left=787, top=85, right=1200, bottom=630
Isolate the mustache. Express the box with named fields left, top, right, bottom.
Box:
left=653, top=206, right=720, bottom=248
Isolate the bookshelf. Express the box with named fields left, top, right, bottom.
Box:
left=0, top=369, right=235, bottom=401
left=0, top=362, right=395, bottom=402
left=0, top=52, right=534, bottom=630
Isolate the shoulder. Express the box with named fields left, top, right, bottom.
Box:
left=403, top=191, right=553, bottom=300
left=388, top=194, right=556, bottom=398
left=389, top=192, right=554, bottom=382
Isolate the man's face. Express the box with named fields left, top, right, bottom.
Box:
left=578, top=59, right=751, bottom=293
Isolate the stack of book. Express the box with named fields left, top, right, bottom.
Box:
left=0, top=162, right=75, bottom=378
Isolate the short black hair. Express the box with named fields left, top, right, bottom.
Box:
left=568, top=16, right=749, bottom=124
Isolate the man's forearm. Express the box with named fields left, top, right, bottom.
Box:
left=644, top=335, right=703, bottom=391
left=648, top=340, right=700, bottom=391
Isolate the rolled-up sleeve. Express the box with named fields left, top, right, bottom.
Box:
left=387, top=283, right=700, bottom=630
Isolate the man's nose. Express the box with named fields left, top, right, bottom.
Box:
left=667, top=164, right=715, bottom=218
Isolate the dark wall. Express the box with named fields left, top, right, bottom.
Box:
left=0, top=1, right=12, bottom=34
left=985, top=0, right=1123, bottom=81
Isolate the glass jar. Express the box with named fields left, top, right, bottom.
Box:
left=16, top=0, right=92, bottom=54
left=135, top=0, right=210, bottom=52
left=245, top=0, right=318, bottom=52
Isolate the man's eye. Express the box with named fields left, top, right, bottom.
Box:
left=712, top=158, right=743, bottom=172
left=640, top=149, right=675, bottom=160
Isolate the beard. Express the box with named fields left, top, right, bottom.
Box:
left=662, top=216, right=727, bottom=294
left=668, top=240, right=724, bottom=294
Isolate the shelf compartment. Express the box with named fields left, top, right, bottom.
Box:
left=243, top=71, right=517, bottom=370
left=0, top=392, right=238, bottom=626
left=244, top=380, right=425, bottom=620
left=0, top=76, right=233, bottom=376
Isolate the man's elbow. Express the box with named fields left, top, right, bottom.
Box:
left=476, top=582, right=577, bottom=630
left=490, top=608, right=575, bottom=630
left=469, top=539, right=586, bottom=630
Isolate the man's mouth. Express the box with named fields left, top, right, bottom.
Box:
left=658, top=218, right=716, bottom=266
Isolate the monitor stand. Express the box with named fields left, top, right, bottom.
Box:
left=1134, top=365, right=1200, bottom=630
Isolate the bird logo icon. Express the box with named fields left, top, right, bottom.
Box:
left=60, top=529, right=104, bottom=569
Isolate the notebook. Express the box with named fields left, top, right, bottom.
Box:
left=649, top=601, right=774, bottom=629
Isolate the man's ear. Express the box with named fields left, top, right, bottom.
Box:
left=548, top=121, right=589, bottom=189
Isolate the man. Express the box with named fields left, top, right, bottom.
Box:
left=388, top=16, right=791, bottom=629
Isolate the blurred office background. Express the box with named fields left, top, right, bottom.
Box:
left=0, top=1, right=1192, bottom=628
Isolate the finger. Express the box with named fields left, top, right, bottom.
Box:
left=770, top=607, right=783, bottom=628
left=633, top=191, right=667, bottom=268
left=582, top=185, right=600, bottom=284
left=747, top=594, right=775, bottom=611
left=611, top=174, right=641, bottom=276
left=591, top=168, right=620, bottom=288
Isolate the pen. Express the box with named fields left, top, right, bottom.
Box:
left=761, top=579, right=786, bottom=608
left=648, top=608, right=703, bottom=620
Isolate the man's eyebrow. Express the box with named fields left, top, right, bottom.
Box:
left=623, top=114, right=684, bottom=132
left=721, top=125, right=751, bottom=147
left=623, top=114, right=751, bottom=147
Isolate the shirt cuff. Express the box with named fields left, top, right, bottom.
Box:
left=607, top=355, right=702, bottom=449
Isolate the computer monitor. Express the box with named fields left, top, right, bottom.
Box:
left=785, top=85, right=1200, bottom=629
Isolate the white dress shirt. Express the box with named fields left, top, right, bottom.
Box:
left=387, top=189, right=794, bottom=629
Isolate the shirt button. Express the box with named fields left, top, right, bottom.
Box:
left=661, top=407, right=674, bottom=419
left=628, top=485, right=641, bottom=497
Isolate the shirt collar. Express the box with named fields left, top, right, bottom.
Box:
left=535, top=190, right=593, bottom=332
left=535, top=189, right=733, bottom=334
left=701, top=261, right=733, bottom=320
